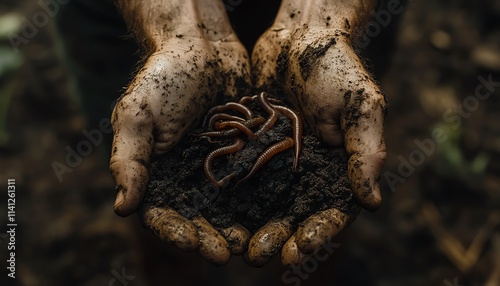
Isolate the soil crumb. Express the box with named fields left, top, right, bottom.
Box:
left=144, top=95, right=357, bottom=233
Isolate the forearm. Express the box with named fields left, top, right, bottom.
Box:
left=115, top=0, right=234, bottom=52
left=273, top=0, right=377, bottom=33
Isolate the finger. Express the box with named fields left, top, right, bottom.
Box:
left=244, top=219, right=294, bottom=267
left=295, top=208, right=353, bottom=255
left=140, top=206, right=199, bottom=251
left=281, top=234, right=308, bottom=267
left=110, top=95, right=154, bottom=217
left=220, top=224, right=251, bottom=255
left=315, top=119, right=344, bottom=147
left=192, top=216, right=231, bottom=266
left=342, top=78, right=387, bottom=211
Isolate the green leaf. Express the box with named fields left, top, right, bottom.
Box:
left=469, top=153, right=489, bottom=174
left=0, top=46, right=22, bottom=77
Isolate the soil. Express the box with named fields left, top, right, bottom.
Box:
left=145, top=96, right=357, bottom=232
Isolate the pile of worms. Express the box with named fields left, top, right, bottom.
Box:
left=194, top=92, right=303, bottom=189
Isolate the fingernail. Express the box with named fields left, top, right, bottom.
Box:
left=114, top=189, right=124, bottom=209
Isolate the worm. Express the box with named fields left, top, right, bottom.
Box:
left=195, top=116, right=265, bottom=139
left=271, top=105, right=303, bottom=171
left=235, top=137, right=294, bottom=187
left=203, top=102, right=253, bottom=126
left=204, top=138, right=245, bottom=188
left=208, top=113, right=245, bottom=129
left=256, top=92, right=280, bottom=135
left=215, top=121, right=259, bottom=140
left=238, top=95, right=258, bottom=105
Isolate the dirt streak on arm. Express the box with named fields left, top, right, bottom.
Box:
left=115, top=0, right=235, bottom=52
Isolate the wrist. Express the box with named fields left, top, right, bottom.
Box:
left=273, top=0, right=377, bottom=34
left=116, top=0, right=235, bottom=53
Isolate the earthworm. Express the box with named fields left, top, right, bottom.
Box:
left=269, top=105, right=303, bottom=171
left=239, top=94, right=283, bottom=105
left=203, top=102, right=253, bottom=126
left=235, top=137, right=294, bottom=187
left=195, top=116, right=265, bottom=139
left=267, top=97, right=284, bottom=105
left=204, top=138, right=245, bottom=188
left=239, top=93, right=279, bottom=134
left=256, top=92, right=279, bottom=135
left=215, top=120, right=259, bottom=140
left=207, top=113, right=245, bottom=129
left=238, top=95, right=258, bottom=105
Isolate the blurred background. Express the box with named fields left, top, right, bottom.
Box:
left=0, top=0, right=499, bottom=285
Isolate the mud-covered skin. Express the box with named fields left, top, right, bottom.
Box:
left=111, top=0, right=251, bottom=217
left=220, top=224, right=250, bottom=255
left=111, top=0, right=251, bottom=265
left=141, top=206, right=199, bottom=251
left=245, top=220, right=294, bottom=266
left=112, top=0, right=387, bottom=267
left=251, top=0, right=387, bottom=265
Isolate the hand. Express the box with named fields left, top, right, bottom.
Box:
left=110, top=0, right=252, bottom=265
left=246, top=0, right=387, bottom=266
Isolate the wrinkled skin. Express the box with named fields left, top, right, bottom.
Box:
left=110, top=0, right=387, bottom=266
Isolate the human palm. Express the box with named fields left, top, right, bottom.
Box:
left=110, top=0, right=386, bottom=266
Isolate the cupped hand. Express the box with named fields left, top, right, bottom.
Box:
left=246, top=0, right=387, bottom=266
left=110, top=1, right=252, bottom=264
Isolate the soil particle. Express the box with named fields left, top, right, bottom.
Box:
left=276, top=51, right=289, bottom=75
left=343, top=89, right=370, bottom=131
left=144, top=95, right=356, bottom=233
left=298, top=38, right=336, bottom=81
left=344, top=18, right=351, bottom=30
left=276, top=46, right=290, bottom=83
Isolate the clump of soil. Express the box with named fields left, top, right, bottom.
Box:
left=144, top=96, right=357, bottom=233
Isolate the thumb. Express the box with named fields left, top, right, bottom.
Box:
left=110, top=94, right=154, bottom=217
left=342, top=82, right=387, bottom=211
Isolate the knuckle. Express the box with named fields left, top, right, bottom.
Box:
left=370, top=91, right=389, bottom=112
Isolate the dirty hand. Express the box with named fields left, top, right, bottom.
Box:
left=247, top=0, right=387, bottom=266
left=110, top=0, right=251, bottom=265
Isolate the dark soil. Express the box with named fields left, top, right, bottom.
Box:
left=144, top=96, right=357, bottom=232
